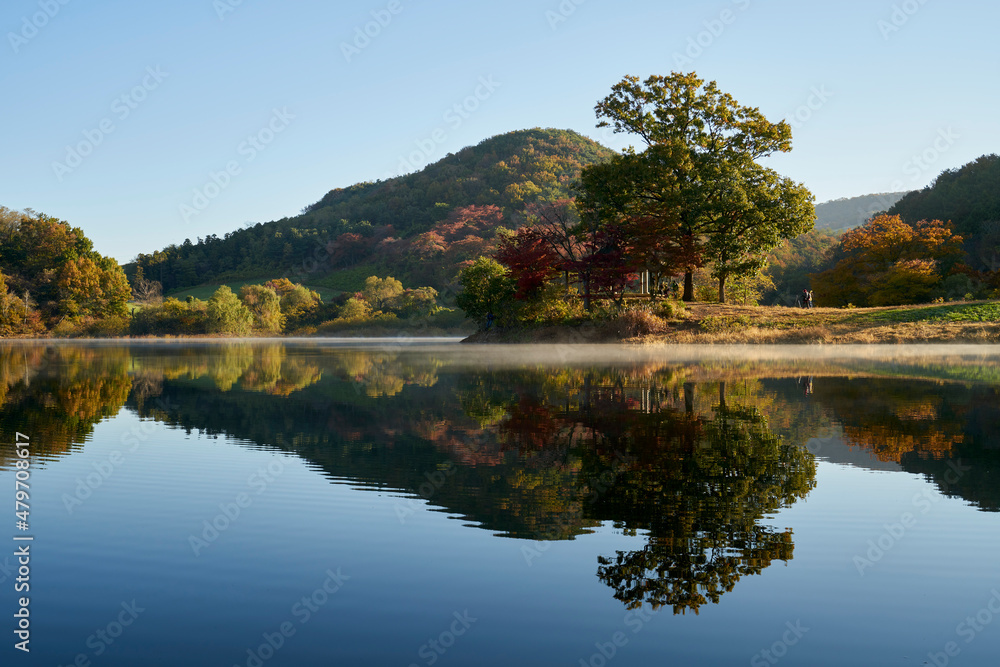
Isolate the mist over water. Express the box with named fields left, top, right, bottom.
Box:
left=1, top=340, right=999, bottom=666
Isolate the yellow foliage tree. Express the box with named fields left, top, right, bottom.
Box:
left=811, top=215, right=964, bottom=307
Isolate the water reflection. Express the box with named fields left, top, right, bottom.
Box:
left=3, top=342, right=1000, bottom=617
left=0, top=346, right=131, bottom=464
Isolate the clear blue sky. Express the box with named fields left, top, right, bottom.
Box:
left=1, top=0, right=996, bottom=263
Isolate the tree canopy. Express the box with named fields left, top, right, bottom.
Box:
left=888, top=154, right=1000, bottom=271
left=0, top=207, right=130, bottom=334
left=811, top=214, right=965, bottom=307
left=578, top=72, right=815, bottom=302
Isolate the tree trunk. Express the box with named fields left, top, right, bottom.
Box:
left=684, top=382, right=695, bottom=414
left=582, top=274, right=592, bottom=312
left=682, top=270, right=694, bottom=302
left=717, top=274, right=727, bottom=304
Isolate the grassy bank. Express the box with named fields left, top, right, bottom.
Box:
left=464, top=301, right=1000, bottom=344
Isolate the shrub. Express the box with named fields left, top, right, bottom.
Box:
left=80, top=315, right=129, bottom=337
left=279, top=285, right=322, bottom=327
left=130, top=297, right=209, bottom=335
left=654, top=300, right=686, bottom=320
left=240, top=284, right=283, bottom=333
left=389, top=286, right=439, bottom=319
left=517, top=283, right=583, bottom=324
left=206, top=286, right=253, bottom=336
left=695, top=284, right=720, bottom=303
left=699, top=315, right=753, bottom=333
left=52, top=318, right=79, bottom=337
left=611, top=307, right=666, bottom=337
left=362, top=276, right=404, bottom=311
left=336, top=297, right=371, bottom=322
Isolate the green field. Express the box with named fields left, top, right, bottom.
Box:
left=847, top=301, right=1000, bottom=325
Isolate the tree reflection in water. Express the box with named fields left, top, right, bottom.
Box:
left=499, top=374, right=816, bottom=615
left=8, top=343, right=1000, bottom=613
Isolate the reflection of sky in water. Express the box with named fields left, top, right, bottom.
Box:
left=1, top=342, right=999, bottom=666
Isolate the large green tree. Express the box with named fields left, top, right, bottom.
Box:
left=455, top=257, right=515, bottom=328
left=701, top=159, right=815, bottom=302
left=580, top=72, right=815, bottom=302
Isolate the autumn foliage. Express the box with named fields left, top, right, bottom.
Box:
left=495, top=228, right=559, bottom=299
left=0, top=207, right=131, bottom=334
left=811, top=215, right=965, bottom=307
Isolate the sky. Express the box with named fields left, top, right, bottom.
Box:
left=1, top=0, right=997, bottom=263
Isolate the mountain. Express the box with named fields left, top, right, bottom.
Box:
left=129, top=128, right=616, bottom=295
left=813, top=192, right=910, bottom=231
left=888, top=154, right=1000, bottom=270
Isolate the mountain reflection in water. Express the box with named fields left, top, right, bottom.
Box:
left=2, top=341, right=999, bottom=617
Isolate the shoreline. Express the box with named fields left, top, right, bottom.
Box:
left=5, top=303, right=1000, bottom=346
left=462, top=302, right=1000, bottom=345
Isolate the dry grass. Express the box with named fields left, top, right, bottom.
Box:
left=465, top=301, right=1000, bottom=345
left=631, top=302, right=1000, bottom=345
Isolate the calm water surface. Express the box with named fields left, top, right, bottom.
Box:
left=1, top=341, right=999, bottom=666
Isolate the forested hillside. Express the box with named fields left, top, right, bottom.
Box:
left=763, top=228, right=841, bottom=304
left=806, top=154, right=1000, bottom=307
left=129, top=128, right=615, bottom=294
left=889, top=154, right=1000, bottom=270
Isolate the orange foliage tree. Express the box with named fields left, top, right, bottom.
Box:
left=811, top=214, right=964, bottom=306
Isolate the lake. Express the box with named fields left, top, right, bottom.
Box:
left=1, top=340, right=999, bottom=666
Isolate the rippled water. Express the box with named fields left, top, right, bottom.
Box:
left=1, top=341, right=999, bottom=666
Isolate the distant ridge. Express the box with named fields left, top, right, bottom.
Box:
left=814, top=192, right=911, bottom=232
